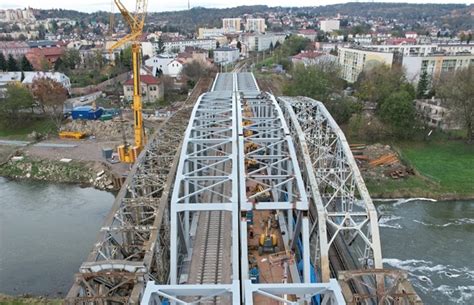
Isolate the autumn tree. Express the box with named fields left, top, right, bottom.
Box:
left=31, top=78, right=68, bottom=130
left=437, top=66, right=474, bottom=143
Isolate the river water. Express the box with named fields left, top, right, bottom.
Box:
left=0, top=179, right=473, bottom=303
left=377, top=199, right=474, bottom=304
left=0, top=177, right=114, bottom=297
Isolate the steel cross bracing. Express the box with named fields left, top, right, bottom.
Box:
left=65, top=77, right=212, bottom=305
left=278, top=96, right=382, bottom=282
left=141, top=73, right=345, bottom=305
left=236, top=73, right=344, bottom=305
left=142, top=74, right=241, bottom=304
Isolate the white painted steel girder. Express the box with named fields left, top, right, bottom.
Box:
left=279, top=96, right=383, bottom=283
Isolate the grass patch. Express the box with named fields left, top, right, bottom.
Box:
left=366, top=139, right=474, bottom=199
left=398, top=140, right=474, bottom=196
left=0, top=118, right=56, bottom=140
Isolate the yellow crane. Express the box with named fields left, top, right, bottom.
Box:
left=109, top=0, right=148, bottom=163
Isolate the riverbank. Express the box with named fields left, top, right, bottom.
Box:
left=364, top=139, right=474, bottom=200
left=0, top=156, right=118, bottom=190
left=0, top=294, right=61, bottom=305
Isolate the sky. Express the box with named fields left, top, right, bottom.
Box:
left=0, top=0, right=472, bottom=13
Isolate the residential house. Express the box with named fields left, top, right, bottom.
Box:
left=123, top=75, right=164, bottom=103
left=25, top=47, right=65, bottom=70
left=21, top=71, right=71, bottom=93
left=0, top=41, right=29, bottom=59
left=415, top=98, right=461, bottom=130
left=145, top=54, right=176, bottom=76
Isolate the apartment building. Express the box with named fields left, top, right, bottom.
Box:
left=338, top=47, right=394, bottom=83
left=198, top=28, right=225, bottom=39
left=319, top=19, right=340, bottom=33
left=403, top=54, right=474, bottom=83
left=223, top=18, right=241, bottom=33
left=162, top=39, right=217, bottom=53
left=245, top=18, right=266, bottom=34
left=242, top=33, right=286, bottom=52
left=214, top=47, right=239, bottom=64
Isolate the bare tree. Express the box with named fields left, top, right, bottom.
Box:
left=31, top=78, right=68, bottom=130
left=437, top=66, right=474, bottom=143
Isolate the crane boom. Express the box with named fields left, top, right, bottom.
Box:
left=108, top=0, right=148, bottom=163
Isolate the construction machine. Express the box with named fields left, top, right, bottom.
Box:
left=258, top=217, right=279, bottom=256
left=109, top=0, right=148, bottom=163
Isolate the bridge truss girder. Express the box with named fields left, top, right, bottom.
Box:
left=279, top=96, right=382, bottom=284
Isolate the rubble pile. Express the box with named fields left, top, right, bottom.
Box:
left=62, top=119, right=134, bottom=140
left=353, top=143, right=414, bottom=181
left=0, top=157, right=118, bottom=191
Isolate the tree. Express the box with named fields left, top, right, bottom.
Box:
left=355, top=64, right=414, bottom=106
left=7, top=54, right=18, bottom=71
left=31, top=78, right=68, bottom=130
left=182, top=60, right=208, bottom=83
left=379, top=90, right=417, bottom=139
left=416, top=70, right=430, bottom=99
left=437, top=66, right=474, bottom=143
left=50, top=20, right=58, bottom=34
left=20, top=55, right=33, bottom=71
left=156, top=37, right=165, bottom=54
left=0, top=83, right=34, bottom=124
left=237, top=41, right=242, bottom=52
left=120, top=46, right=132, bottom=69
left=62, top=49, right=81, bottom=70
left=216, top=41, right=220, bottom=49
left=0, top=53, right=6, bottom=71
left=284, top=63, right=344, bottom=102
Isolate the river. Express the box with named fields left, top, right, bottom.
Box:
left=0, top=177, right=115, bottom=297
left=0, top=179, right=473, bottom=303
left=378, top=199, right=474, bottom=304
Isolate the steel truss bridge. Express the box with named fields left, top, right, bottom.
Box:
left=66, top=73, right=421, bottom=305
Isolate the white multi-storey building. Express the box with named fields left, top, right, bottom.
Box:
left=402, top=54, right=474, bottom=83
left=319, top=19, right=340, bottom=33
left=223, top=18, right=241, bottom=33
left=198, top=28, right=225, bottom=39
left=161, top=39, right=217, bottom=53
left=214, top=47, right=239, bottom=64
left=245, top=18, right=266, bottom=34
left=242, top=34, right=286, bottom=52
left=337, top=47, right=394, bottom=83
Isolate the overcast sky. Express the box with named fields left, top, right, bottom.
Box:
left=0, top=0, right=471, bottom=13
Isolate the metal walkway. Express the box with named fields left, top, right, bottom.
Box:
left=67, top=73, right=421, bottom=305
